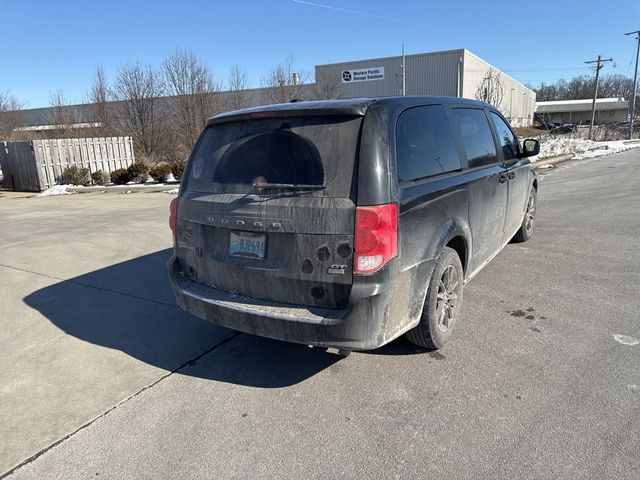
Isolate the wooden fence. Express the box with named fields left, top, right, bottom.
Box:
left=0, top=142, right=40, bottom=192
left=0, top=136, right=135, bottom=192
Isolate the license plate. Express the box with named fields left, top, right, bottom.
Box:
left=229, top=232, right=266, bottom=259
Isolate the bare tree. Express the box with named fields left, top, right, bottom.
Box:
left=593, top=74, right=634, bottom=99
left=46, top=90, right=76, bottom=138
left=312, top=70, right=343, bottom=100
left=161, top=49, right=220, bottom=157
left=87, top=65, right=112, bottom=135
left=261, top=54, right=306, bottom=104
left=226, top=64, right=250, bottom=111
left=534, top=74, right=634, bottom=102
left=0, top=91, right=24, bottom=140
left=475, top=68, right=505, bottom=110
left=110, top=62, right=166, bottom=160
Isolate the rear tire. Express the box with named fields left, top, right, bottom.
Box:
left=513, top=187, right=537, bottom=242
left=406, top=247, right=464, bottom=350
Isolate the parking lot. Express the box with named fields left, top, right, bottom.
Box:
left=1, top=150, right=639, bottom=479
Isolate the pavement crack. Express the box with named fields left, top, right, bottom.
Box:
left=0, top=331, right=240, bottom=479
left=0, top=262, right=180, bottom=309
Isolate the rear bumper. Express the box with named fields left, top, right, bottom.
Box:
left=168, top=254, right=413, bottom=350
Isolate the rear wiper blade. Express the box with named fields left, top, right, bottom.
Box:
left=253, top=182, right=325, bottom=191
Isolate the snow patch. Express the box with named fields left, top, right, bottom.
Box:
left=573, top=141, right=635, bottom=160
left=36, top=185, right=75, bottom=197
left=535, top=138, right=640, bottom=162
left=164, top=188, right=179, bottom=194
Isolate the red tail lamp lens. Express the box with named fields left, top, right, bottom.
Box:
left=354, top=203, right=398, bottom=274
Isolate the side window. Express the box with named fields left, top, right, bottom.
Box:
left=450, top=108, right=498, bottom=169
left=396, top=105, right=461, bottom=182
left=489, top=112, right=518, bottom=162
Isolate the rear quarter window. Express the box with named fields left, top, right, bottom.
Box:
left=450, top=108, right=498, bottom=169
left=396, top=105, right=461, bottom=182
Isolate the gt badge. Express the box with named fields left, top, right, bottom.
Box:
left=327, top=264, right=346, bottom=275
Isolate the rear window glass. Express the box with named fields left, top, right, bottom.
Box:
left=450, top=108, right=498, bottom=168
left=396, top=105, right=461, bottom=182
left=183, top=115, right=362, bottom=197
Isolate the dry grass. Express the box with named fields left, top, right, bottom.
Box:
left=514, top=126, right=548, bottom=139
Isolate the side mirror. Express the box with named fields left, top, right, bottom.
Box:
left=521, top=139, right=540, bottom=158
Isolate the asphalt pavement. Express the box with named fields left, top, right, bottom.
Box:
left=1, top=149, right=639, bottom=479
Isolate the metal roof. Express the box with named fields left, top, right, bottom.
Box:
left=536, top=98, right=628, bottom=113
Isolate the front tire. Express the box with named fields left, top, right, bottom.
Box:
left=406, top=247, right=464, bottom=349
left=513, top=187, right=537, bottom=242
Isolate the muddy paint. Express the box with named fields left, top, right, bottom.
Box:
left=169, top=97, right=536, bottom=350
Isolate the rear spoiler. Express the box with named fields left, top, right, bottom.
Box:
left=207, top=100, right=375, bottom=126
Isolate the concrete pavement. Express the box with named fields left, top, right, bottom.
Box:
left=0, top=193, right=232, bottom=475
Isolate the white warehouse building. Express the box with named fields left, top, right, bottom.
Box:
left=316, top=49, right=536, bottom=126
left=535, top=98, right=629, bottom=125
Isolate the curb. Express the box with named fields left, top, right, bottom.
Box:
left=532, top=154, right=574, bottom=170
left=66, top=184, right=179, bottom=194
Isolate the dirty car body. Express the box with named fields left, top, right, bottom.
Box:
left=168, top=96, right=538, bottom=350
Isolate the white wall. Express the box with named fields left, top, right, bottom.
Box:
left=463, top=51, right=535, bottom=126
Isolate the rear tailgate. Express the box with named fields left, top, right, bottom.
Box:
left=176, top=114, right=363, bottom=309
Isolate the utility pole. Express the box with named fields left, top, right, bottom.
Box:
left=585, top=55, right=613, bottom=139
left=625, top=30, right=640, bottom=139
left=401, top=43, right=406, bottom=96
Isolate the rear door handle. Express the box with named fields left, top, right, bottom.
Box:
left=508, top=171, right=516, bottom=179
left=498, top=174, right=508, bottom=183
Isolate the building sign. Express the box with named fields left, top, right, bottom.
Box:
left=342, top=67, right=385, bottom=83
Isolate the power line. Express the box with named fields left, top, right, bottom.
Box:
left=499, top=66, right=592, bottom=72
left=624, top=46, right=636, bottom=76
left=291, top=0, right=420, bottom=26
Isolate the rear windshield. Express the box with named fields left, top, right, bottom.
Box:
left=183, top=115, right=362, bottom=197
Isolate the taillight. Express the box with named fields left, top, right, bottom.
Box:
left=169, top=197, right=179, bottom=247
left=354, top=203, right=398, bottom=275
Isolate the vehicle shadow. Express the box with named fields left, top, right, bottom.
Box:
left=23, top=248, right=341, bottom=388
left=366, top=336, right=431, bottom=356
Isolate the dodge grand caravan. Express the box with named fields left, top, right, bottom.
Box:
left=168, top=97, right=539, bottom=351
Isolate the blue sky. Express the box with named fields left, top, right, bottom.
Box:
left=2, top=0, right=639, bottom=108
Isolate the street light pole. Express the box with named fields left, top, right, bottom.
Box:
left=625, top=30, right=640, bottom=139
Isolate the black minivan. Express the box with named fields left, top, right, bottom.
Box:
left=168, top=97, right=539, bottom=352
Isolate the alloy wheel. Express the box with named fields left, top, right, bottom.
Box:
left=436, top=265, right=459, bottom=333
left=524, top=192, right=536, bottom=233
